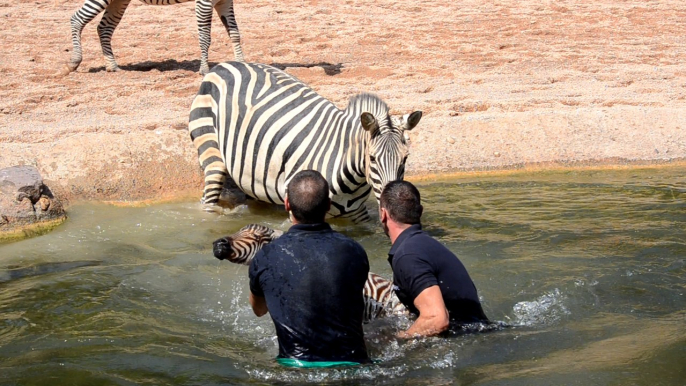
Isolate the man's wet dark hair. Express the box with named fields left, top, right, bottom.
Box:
left=286, top=170, right=331, bottom=224
left=380, top=180, right=423, bottom=224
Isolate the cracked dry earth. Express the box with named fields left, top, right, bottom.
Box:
left=0, top=0, right=684, bottom=203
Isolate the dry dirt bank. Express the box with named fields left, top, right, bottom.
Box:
left=1, top=0, right=684, bottom=204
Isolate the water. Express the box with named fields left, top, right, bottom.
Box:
left=1, top=166, right=684, bottom=385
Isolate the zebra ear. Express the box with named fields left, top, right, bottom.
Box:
left=360, top=112, right=380, bottom=135
left=402, top=111, right=423, bottom=131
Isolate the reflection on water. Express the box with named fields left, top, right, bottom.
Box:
left=0, top=166, right=684, bottom=385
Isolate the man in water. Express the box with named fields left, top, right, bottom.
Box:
left=248, top=170, right=371, bottom=366
left=379, top=180, right=489, bottom=338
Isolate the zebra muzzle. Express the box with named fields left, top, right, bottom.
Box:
left=213, top=237, right=234, bottom=261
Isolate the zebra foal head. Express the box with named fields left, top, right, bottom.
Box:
left=213, top=224, right=283, bottom=265
left=361, top=109, right=423, bottom=203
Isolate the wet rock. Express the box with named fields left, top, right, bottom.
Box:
left=0, top=166, right=66, bottom=243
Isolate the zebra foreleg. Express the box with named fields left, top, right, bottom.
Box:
left=195, top=0, right=214, bottom=75
left=67, top=0, right=112, bottom=73
left=343, top=204, right=372, bottom=224
left=215, top=0, right=244, bottom=62
left=97, top=0, right=132, bottom=72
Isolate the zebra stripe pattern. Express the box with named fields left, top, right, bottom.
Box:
left=66, top=0, right=244, bottom=75
left=189, top=62, right=422, bottom=222
left=213, top=223, right=408, bottom=322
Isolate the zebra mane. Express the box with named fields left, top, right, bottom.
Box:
left=346, top=93, right=390, bottom=124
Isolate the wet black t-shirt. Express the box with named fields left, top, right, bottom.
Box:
left=249, top=223, right=370, bottom=363
left=388, top=224, right=489, bottom=325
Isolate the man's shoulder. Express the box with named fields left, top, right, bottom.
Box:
left=329, top=231, right=367, bottom=254
left=398, top=230, right=440, bottom=251
left=395, top=231, right=453, bottom=261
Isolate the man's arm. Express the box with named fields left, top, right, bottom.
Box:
left=249, top=292, right=268, bottom=317
left=397, top=285, right=449, bottom=338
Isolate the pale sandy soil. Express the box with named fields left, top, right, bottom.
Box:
left=1, top=0, right=684, bottom=203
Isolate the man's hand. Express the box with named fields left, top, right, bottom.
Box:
left=249, top=292, right=268, bottom=317
left=397, top=285, right=449, bottom=339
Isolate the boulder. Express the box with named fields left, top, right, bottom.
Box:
left=0, top=166, right=66, bottom=243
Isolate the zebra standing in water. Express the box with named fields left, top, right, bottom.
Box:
left=189, top=62, right=422, bottom=222
left=66, top=0, right=244, bottom=74
left=213, top=224, right=407, bottom=322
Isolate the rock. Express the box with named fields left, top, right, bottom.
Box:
left=0, top=166, right=67, bottom=243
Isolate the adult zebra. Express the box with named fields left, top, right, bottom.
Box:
left=66, top=0, right=244, bottom=75
left=189, top=61, right=422, bottom=222
left=212, top=223, right=408, bottom=322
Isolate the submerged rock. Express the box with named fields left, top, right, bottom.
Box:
left=0, top=166, right=66, bottom=243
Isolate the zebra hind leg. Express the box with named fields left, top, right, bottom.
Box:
left=66, top=0, right=111, bottom=73
left=199, top=154, right=229, bottom=212
left=215, top=0, right=244, bottom=62
left=189, top=124, right=228, bottom=212
left=97, top=0, right=132, bottom=72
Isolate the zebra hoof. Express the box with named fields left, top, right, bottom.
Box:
left=199, top=66, right=210, bottom=76
left=202, top=203, right=223, bottom=214
left=60, top=64, right=74, bottom=76
left=106, top=65, right=120, bottom=73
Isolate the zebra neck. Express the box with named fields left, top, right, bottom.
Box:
left=345, top=93, right=390, bottom=128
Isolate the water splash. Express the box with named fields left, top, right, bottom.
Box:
left=510, top=288, right=570, bottom=326
left=245, top=362, right=409, bottom=383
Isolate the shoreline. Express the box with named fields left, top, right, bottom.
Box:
left=64, top=159, right=685, bottom=208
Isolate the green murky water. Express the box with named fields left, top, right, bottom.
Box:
left=1, top=166, right=684, bottom=385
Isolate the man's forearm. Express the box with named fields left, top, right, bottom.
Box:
left=249, top=293, right=268, bottom=317
left=397, top=285, right=450, bottom=338
left=398, top=313, right=449, bottom=338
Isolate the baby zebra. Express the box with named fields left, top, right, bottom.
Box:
left=213, top=224, right=407, bottom=322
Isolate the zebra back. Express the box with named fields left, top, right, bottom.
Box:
left=213, top=223, right=407, bottom=322
left=363, top=272, right=407, bottom=322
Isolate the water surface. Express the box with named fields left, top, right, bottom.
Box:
left=1, top=166, right=684, bottom=385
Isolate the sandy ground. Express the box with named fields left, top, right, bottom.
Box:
left=1, top=0, right=684, bottom=203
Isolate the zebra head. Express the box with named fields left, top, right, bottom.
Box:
left=361, top=110, right=423, bottom=203
left=213, top=224, right=283, bottom=265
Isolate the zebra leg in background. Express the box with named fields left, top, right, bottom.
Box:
left=214, top=0, right=244, bottom=62
left=67, top=0, right=111, bottom=73
left=96, top=0, right=132, bottom=72
left=340, top=204, right=371, bottom=224
left=195, top=0, right=214, bottom=75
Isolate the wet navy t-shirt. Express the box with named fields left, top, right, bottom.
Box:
left=249, top=223, right=370, bottom=363
left=388, top=224, right=489, bottom=324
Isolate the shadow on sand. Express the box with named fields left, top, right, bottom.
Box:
left=87, top=60, right=344, bottom=76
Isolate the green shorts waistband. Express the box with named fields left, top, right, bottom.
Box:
left=276, top=358, right=362, bottom=368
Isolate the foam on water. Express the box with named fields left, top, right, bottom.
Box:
left=510, top=288, right=571, bottom=326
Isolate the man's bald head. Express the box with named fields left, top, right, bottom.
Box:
left=286, top=170, right=331, bottom=224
